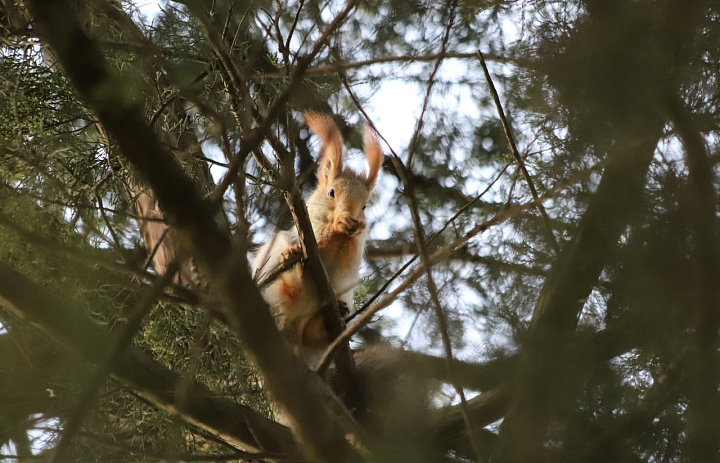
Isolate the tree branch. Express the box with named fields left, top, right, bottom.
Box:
left=664, top=95, right=720, bottom=461
left=282, top=182, right=361, bottom=412
left=265, top=133, right=358, bottom=399
left=406, top=0, right=457, bottom=168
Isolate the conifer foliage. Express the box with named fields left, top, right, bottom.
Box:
left=0, top=0, right=719, bottom=461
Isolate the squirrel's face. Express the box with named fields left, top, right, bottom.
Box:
left=309, top=172, right=371, bottom=235
left=305, top=112, right=384, bottom=235
left=327, top=173, right=371, bottom=235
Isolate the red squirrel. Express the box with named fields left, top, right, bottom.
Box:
left=252, top=113, right=383, bottom=356
left=254, top=117, right=432, bottom=459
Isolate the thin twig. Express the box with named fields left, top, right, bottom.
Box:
left=143, top=226, right=171, bottom=272
left=285, top=0, right=306, bottom=56
left=306, top=50, right=510, bottom=75
left=407, top=0, right=458, bottom=168
left=477, top=50, right=560, bottom=253
left=346, top=157, right=513, bottom=323
left=337, top=72, right=400, bottom=159
left=256, top=251, right=304, bottom=289
left=95, top=189, right=126, bottom=258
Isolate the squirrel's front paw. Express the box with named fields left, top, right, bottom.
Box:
left=334, top=214, right=366, bottom=235
left=280, top=244, right=303, bottom=263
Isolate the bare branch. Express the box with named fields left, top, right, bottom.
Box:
left=406, top=0, right=458, bottom=168
left=285, top=0, right=307, bottom=58
left=264, top=126, right=360, bottom=411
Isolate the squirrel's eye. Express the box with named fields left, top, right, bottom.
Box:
left=328, top=189, right=335, bottom=198
left=362, top=205, right=366, bottom=210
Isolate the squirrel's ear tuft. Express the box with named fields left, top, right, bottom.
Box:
left=363, top=125, right=384, bottom=190
left=305, top=112, right=343, bottom=185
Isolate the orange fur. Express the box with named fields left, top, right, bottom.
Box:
left=316, top=224, right=360, bottom=263
left=301, top=312, right=331, bottom=349
left=305, top=112, right=344, bottom=186
left=278, top=273, right=303, bottom=305
left=363, top=125, right=384, bottom=189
